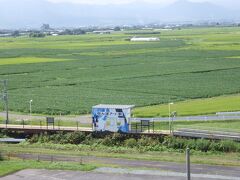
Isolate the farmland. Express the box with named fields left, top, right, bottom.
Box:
left=0, top=27, right=240, bottom=115
left=133, top=94, right=240, bottom=117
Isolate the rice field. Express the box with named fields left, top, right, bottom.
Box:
left=133, top=94, right=240, bottom=117
left=0, top=57, right=67, bottom=65
left=0, top=27, right=240, bottom=115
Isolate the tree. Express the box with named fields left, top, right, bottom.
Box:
left=29, top=32, right=45, bottom=38
left=41, top=24, right=50, bottom=30
left=12, top=30, right=20, bottom=37
left=114, top=26, right=121, bottom=31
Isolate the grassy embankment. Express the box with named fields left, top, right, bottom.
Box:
left=133, top=94, right=240, bottom=117
left=0, top=143, right=240, bottom=167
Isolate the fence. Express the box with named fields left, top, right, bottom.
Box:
left=0, top=118, right=92, bottom=131
left=130, top=120, right=155, bottom=133
left=0, top=152, right=85, bottom=164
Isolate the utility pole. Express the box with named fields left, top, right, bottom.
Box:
left=168, top=102, right=174, bottom=134
left=186, top=147, right=191, bottom=180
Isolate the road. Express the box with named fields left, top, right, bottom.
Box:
left=1, top=167, right=240, bottom=180
left=1, top=112, right=239, bottom=125
left=0, top=112, right=92, bottom=124
left=10, top=153, right=240, bottom=178
left=131, top=115, right=240, bottom=122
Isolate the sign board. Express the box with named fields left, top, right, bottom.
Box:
left=141, top=120, right=150, bottom=126
left=46, top=117, right=54, bottom=124
left=92, top=105, right=134, bottom=133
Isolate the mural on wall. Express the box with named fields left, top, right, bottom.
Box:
left=92, top=108, right=130, bottom=133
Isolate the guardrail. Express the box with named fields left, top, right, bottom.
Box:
left=174, top=129, right=240, bottom=141
left=130, top=115, right=240, bottom=122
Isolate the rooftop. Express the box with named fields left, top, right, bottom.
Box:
left=92, top=104, right=135, bottom=109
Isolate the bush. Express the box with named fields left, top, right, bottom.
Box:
left=66, top=132, right=86, bottom=144
left=83, top=134, right=94, bottom=145
left=100, top=136, right=114, bottom=146
left=195, top=139, right=211, bottom=152
left=124, top=138, right=137, bottom=148
left=26, top=132, right=240, bottom=153
left=138, top=136, right=159, bottom=146
left=0, top=152, right=4, bottom=161
left=219, top=140, right=239, bottom=152
left=28, top=134, right=39, bottom=143
left=111, top=133, right=126, bottom=146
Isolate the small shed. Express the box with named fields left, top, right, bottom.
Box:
left=92, top=104, right=135, bottom=133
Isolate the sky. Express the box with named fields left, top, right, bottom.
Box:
left=46, top=0, right=240, bottom=9
left=0, top=0, right=239, bottom=28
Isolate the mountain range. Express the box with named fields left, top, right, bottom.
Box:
left=0, top=0, right=239, bottom=29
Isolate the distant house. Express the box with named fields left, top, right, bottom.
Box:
left=130, top=37, right=160, bottom=42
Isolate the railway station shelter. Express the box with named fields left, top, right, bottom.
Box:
left=92, top=104, right=135, bottom=133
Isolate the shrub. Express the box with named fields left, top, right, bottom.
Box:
left=219, top=140, right=239, bottom=152
left=138, top=136, right=159, bottom=146
left=66, top=132, right=86, bottom=144
left=83, top=134, right=94, bottom=145
left=111, top=133, right=126, bottom=146
left=101, top=136, right=114, bottom=146
left=28, top=134, right=39, bottom=143
left=0, top=152, right=4, bottom=161
left=124, top=138, right=137, bottom=148
left=163, top=136, right=187, bottom=149
left=50, top=132, right=66, bottom=144
left=26, top=132, right=240, bottom=153
left=195, top=139, right=211, bottom=152
left=186, top=139, right=197, bottom=150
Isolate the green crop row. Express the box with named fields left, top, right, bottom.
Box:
left=0, top=27, right=240, bottom=115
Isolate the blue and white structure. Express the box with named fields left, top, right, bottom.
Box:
left=92, top=104, right=135, bottom=133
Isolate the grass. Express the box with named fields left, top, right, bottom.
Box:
left=0, top=158, right=96, bottom=177
left=133, top=94, right=240, bottom=117
left=174, top=120, right=240, bottom=132
left=132, top=120, right=240, bottom=132
left=0, top=27, right=240, bottom=115
left=0, top=143, right=240, bottom=167
left=0, top=57, right=67, bottom=66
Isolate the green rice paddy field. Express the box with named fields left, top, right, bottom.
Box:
left=0, top=27, right=240, bottom=115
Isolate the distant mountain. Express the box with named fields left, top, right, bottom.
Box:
left=159, top=0, right=237, bottom=21
left=0, top=0, right=239, bottom=29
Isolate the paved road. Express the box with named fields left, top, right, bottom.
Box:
left=131, top=115, right=240, bottom=122
left=2, top=168, right=239, bottom=180
left=1, top=112, right=240, bottom=125
left=174, top=129, right=240, bottom=141
left=12, top=153, right=240, bottom=178
left=0, top=112, right=92, bottom=124
left=0, top=169, right=191, bottom=180
left=0, top=124, right=93, bottom=132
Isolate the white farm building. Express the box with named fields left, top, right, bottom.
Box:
left=130, top=37, right=160, bottom=42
